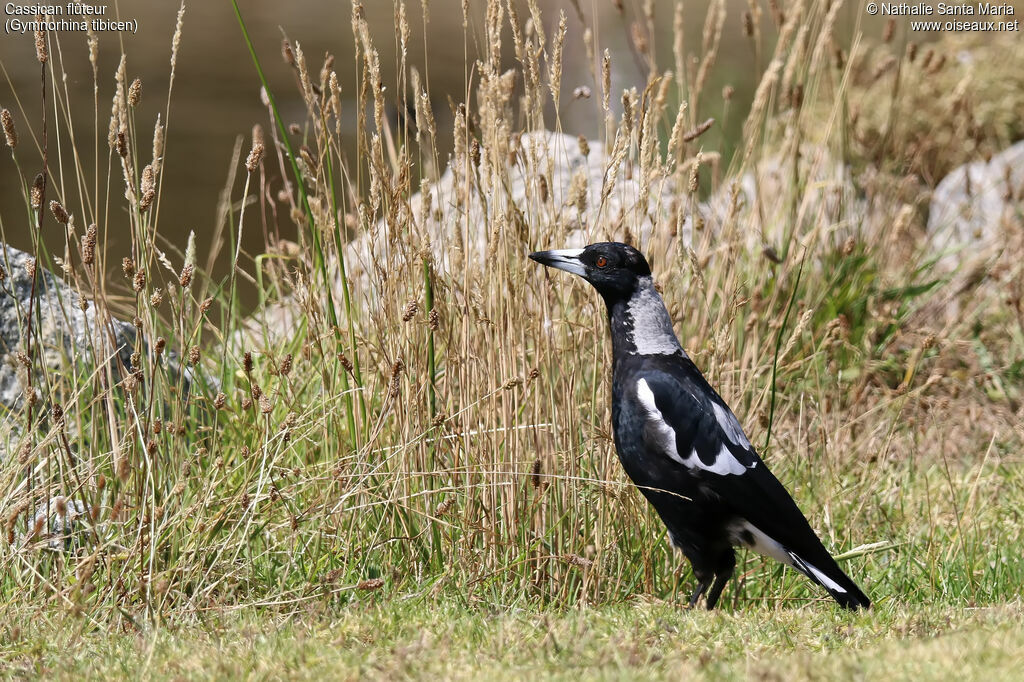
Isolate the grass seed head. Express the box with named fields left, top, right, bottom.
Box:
left=128, top=78, right=142, bottom=106
left=49, top=200, right=69, bottom=225
left=245, top=142, right=264, bottom=173
left=82, top=224, right=97, bottom=265
left=34, top=22, right=47, bottom=64
left=1, top=109, right=16, bottom=149
left=133, top=270, right=146, bottom=294
left=31, top=174, right=44, bottom=209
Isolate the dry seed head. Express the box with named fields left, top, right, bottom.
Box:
left=133, top=269, right=146, bottom=293
left=200, top=296, right=213, bottom=314
left=155, top=336, right=166, bottom=356
left=601, top=49, right=611, bottom=112
left=883, top=18, right=895, bottom=43
left=1, top=109, right=16, bottom=149
left=577, top=134, right=590, bottom=157
left=140, top=165, right=156, bottom=211
left=428, top=309, right=439, bottom=331
left=337, top=352, right=354, bottom=374
left=357, top=578, right=385, bottom=591
left=122, top=256, right=135, bottom=277
left=279, top=354, right=293, bottom=376
left=243, top=351, right=253, bottom=374
left=128, top=78, right=142, bottom=106
left=188, top=346, right=200, bottom=365
left=566, top=554, right=593, bottom=568
left=179, top=263, right=194, bottom=288
left=245, top=142, right=264, bottom=173
left=152, top=115, right=165, bottom=173
left=402, top=300, right=419, bottom=322
left=682, top=118, right=715, bottom=143
left=31, top=174, right=44, bottom=209
left=153, top=418, right=162, bottom=435
left=116, top=129, right=128, bottom=158
left=282, top=39, right=296, bottom=67
left=82, top=224, right=97, bottom=265
left=259, top=393, right=273, bottom=414
left=530, top=457, right=543, bottom=489
left=55, top=498, right=67, bottom=518
left=34, top=21, right=47, bottom=64
left=49, top=200, right=69, bottom=225
left=688, top=152, right=703, bottom=194
left=24, top=257, right=36, bottom=279
left=51, top=403, right=64, bottom=425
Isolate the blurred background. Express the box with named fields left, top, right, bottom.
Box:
left=0, top=0, right=964, bottom=303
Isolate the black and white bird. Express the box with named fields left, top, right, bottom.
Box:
left=530, top=242, right=870, bottom=610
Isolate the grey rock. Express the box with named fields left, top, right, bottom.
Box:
left=928, top=141, right=1024, bottom=269
left=25, top=497, right=91, bottom=551
left=0, top=243, right=136, bottom=413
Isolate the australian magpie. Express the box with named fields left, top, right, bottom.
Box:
left=530, top=242, right=870, bottom=610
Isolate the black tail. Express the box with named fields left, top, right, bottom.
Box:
left=788, top=550, right=871, bottom=610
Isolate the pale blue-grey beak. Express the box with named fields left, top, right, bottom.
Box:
left=529, top=248, right=587, bottom=278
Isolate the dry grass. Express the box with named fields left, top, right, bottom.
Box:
left=0, top=0, right=1021, bottom=655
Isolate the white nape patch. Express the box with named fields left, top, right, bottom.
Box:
left=711, top=402, right=752, bottom=449
left=625, top=278, right=683, bottom=356
left=636, top=379, right=747, bottom=476
left=728, top=520, right=795, bottom=567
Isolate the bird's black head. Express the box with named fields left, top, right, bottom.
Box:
left=529, top=242, right=652, bottom=302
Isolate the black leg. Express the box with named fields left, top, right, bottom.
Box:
left=687, top=577, right=710, bottom=608
left=705, top=548, right=736, bottom=611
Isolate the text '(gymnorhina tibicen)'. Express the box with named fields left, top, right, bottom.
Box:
left=530, top=242, right=870, bottom=610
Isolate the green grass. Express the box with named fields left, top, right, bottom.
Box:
left=4, top=600, right=1024, bottom=680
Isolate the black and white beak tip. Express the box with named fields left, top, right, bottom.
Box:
left=529, top=248, right=587, bottom=278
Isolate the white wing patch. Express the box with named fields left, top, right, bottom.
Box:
left=711, top=401, right=752, bottom=449
left=636, top=379, right=748, bottom=476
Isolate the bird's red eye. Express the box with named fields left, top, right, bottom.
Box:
left=596, top=256, right=608, bottom=268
